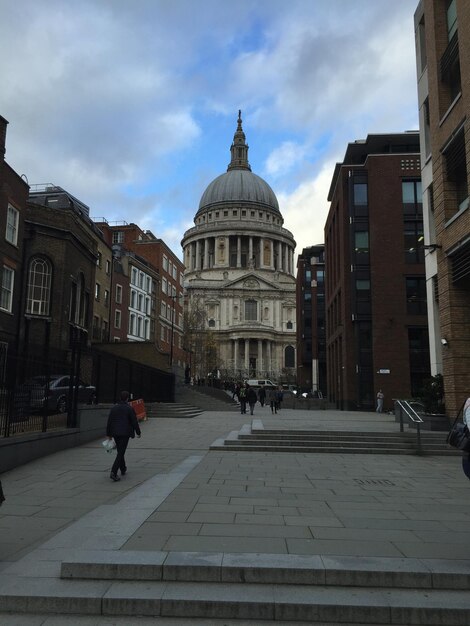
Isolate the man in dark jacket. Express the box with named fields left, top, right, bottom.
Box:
left=246, top=384, right=258, bottom=416
left=106, top=390, right=141, bottom=481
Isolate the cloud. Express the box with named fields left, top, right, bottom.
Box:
left=0, top=0, right=419, bottom=259
left=277, top=161, right=336, bottom=258
left=264, top=141, right=308, bottom=178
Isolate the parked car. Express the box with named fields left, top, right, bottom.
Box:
left=18, top=375, right=97, bottom=414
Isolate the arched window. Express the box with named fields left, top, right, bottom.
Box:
left=208, top=318, right=215, bottom=328
left=26, top=257, right=52, bottom=315
left=286, top=321, right=293, bottom=330
left=285, top=345, right=295, bottom=368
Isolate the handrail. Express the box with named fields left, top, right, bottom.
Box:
left=394, top=399, right=424, bottom=454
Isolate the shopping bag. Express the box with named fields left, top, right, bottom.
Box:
left=102, top=438, right=116, bottom=453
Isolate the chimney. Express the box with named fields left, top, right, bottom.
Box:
left=0, top=115, right=8, bottom=161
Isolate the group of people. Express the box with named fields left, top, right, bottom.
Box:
left=235, top=383, right=284, bottom=415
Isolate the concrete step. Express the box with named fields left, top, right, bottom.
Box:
left=147, top=403, right=202, bottom=419
left=210, top=442, right=454, bottom=454
left=59, top=551, right=470, bottom=590
left=2, top=551, right=470, bottom=623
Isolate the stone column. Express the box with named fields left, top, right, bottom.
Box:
left=284, top=244, right=288, bottom=274
left=258, top=339, right=263, bottom=375
left=196, top=240, right=201, bottom=271
left=204, top=238, right=209, bottom=269
left=234, top=339, right=238, bottom=372
left=270, top=240, right=274, bottom=269
left=267, top=341, right=272, bottom=375
left=249, top=237, right=253, bottom=266
left=237, top=236, right=241, bottom=267
left=278, top=241, right=282, bottom=271
left=244, top=338, right=249, bottom=372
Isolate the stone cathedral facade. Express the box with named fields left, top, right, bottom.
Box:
left=181, top=112, right=296, bottom=381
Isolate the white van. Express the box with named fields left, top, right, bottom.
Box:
left=245, top=379, right=277, bottom=388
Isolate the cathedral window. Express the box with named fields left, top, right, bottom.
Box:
left=208, top=319, right=215, bottom=328
left=287, top=321, right=293, bottom=330
left=245, top=299, right=258, bottom=321
left=285, top=345, right=295, bottom=368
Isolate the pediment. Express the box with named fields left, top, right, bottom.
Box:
left=223, top=272, right=280, bottom=291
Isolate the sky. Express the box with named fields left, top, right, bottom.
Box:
left=0, top=0, right=420, bottom=261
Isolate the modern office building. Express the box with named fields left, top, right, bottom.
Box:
left=414, top=0, right=470, bottom=417
left=325, top=133, right=430, bottom=411
left=296, top=244, right=326, bottom=395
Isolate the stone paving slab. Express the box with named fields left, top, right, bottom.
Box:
left=1, top=407, right=470, bottom=622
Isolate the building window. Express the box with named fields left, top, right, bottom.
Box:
left=304, top=292, right=312, bottom=302
left=446, top=0, right=457, bottom=40
left=131, top=268, right=138, bottom=285
left=163, top=255, right=168, bottom=272
left=208, top=318, right=215, bottom=328
left=353, top=183, right=368, bottom=205
left=440, top=0, right=460, bottom=104
left=162, top=278, right=167, bottom=294
left=129, top=313, right=136, bottom=335
left=114, top=310, right=121, bottom=329
left=6, top=205, right=19, bottom=246
left=0, top=266, right=14, bottom=312
left=161, top=302, right=166, bottom=317
left=95, top=283, right=100, bottom=301
left=406, top=277, right=427, bottom=315
left=106, top=259, right=111, bottom=274
left=96, top=252, right=102, bottom=267
left=172, top=265, right=177, bottom=279
left=245, top=299, right=257, bottom=321
left=286, top=321, right=293, bottom=330
left=112, top=231, right=124, bottom=244
left=284, top=345, right=295, bottom=368
left=69, top=272, right=87, bottom=327
left=402, top=180, right=423, bottom=215
left=145, top=319, right=150, bottom=339
left=354, top=231, right=369, bottom=259
left=130, top=290, right=136, bottom=309
left=104, top=289, right=109, bottom=307
left=26, top=257, right=52, bottom=316
left=443, top=126, right=468, bottom=216
left=404, top=223, right=424, bottom=264
left=115, top=284, right=122, bottom=304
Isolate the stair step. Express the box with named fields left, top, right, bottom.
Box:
left=2, top=579, right=468, bottom=623
left=211, top=442, right=455, bottom=454
left=59, top=552, right=470, bottom=590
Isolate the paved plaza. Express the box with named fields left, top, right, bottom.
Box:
left=0, top=407, right=469, bottom=623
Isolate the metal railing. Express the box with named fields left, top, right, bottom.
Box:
left=394, top=399, right=424, bottom=453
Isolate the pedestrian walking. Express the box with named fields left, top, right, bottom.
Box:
left=106, top=390, right=141, bottom=482
left=376, top=389, right=384, bottom=413
left=268, top=387, right=278, bottom=414
left=239, top=384, right=247, bottom=414
left=258, top=386, right=266, bottom=407
left=246, top=384, right=258, bottom=415
left=276, top=386, right=284, bottom=411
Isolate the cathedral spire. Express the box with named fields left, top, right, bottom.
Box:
left=227, top=109, right=251, bottom=171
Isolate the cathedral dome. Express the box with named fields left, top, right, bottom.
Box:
left=198, top=169, right=280, bottom=214
left=196, top=111, right=280, bottom=217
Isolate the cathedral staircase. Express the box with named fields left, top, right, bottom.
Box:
left=147, top=384, right=239, bottom=418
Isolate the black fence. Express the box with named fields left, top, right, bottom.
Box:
left=92, top=349, right=174, bottom=404
left=1, top=344, right=174, bottom=439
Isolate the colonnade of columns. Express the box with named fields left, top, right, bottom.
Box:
left=185, top=234, right=295, bottom=275
left=229, top=337, right=278, bottom=376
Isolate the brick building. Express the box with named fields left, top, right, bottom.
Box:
left=28, top=186, right=113, bottom=344
left=325, top=133, right=430, bottom=411
left=96, top=222, right=186, bottom=369
left=0, top=116, right=29, bottom=373
left=414, top=0, right=470, bottom=416
left=296, top=244, right=326, bottom=395
left=19, top=200, right=99, bottom=362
